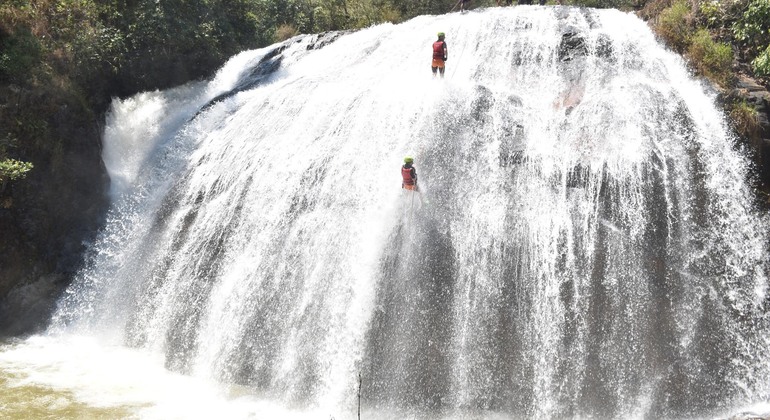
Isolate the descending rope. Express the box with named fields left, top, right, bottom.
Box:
left=409, top=188, right=416, bottom=225
left=450, top=34, right=468, bottom=80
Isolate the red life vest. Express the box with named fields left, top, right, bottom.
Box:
left=401, top=166, right=415, bottom=185
left=433, top=41, right=445, bottom=60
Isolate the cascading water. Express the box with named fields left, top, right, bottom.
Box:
left=1, top=6, right=769, bottom=419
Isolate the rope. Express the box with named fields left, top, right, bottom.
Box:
left=450, top=34, right=468, bottom=80
left=409, top=188, right=415, bottom=226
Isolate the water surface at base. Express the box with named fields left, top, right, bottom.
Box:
left=0, top=337, right=332, bottom=419
left=0, top=367, right=132, bottom=419
left=2, top=336, right=770, bottom=419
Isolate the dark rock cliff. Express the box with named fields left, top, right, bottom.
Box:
left=0, top=101, right=109, bottom=336
left=731, top=76, right=770, bottom=193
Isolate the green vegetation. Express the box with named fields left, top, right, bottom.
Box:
left=754, top=46, right=770, bottom=77
left=688, top=28, right=733, bottom=86
left=642, top=0, right=768, bottom=195
left=0, top=159, right=33, bottom=191
left=656, top=0, right=692, bottom=53
left=0, top=134, right=32, bottom=193
left=733, top=0, right=770, bottom=78
left=652, top=0, right=736, bottom=82
left=730, top=100, right=761, bottom=144
left=646, top=0, right=770, bottom=88
left=733, top=0, right=770, bottom=56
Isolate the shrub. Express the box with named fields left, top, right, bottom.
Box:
left=688, top=29, right=733, bottom=86
left=730, top=100, right=760, bottom=143
left=639, top=0, right=674, bottom=21
left=575, top=0, right=639, bottom=9
left=698, top=0, right=722, bottom=27
left=733, top=0, right=770, bottom=55
left=751, top=45, right=770, bottom=77
left=275, top=23, right=299, bottom=42
left=0, top=28, right=42, bottom=84
left=0, top=158, right=33, bottom=191
left=379, top=5, right=402, bottom=23
left=656, top=0, right=693, bottom=53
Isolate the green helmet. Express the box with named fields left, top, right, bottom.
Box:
left=404, top=156, right=414, bottom=163
left=437, top=32, right=445, bottom=38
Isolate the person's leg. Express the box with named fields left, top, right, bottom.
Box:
left=432, top=66, right=438, bottom=76
left=439, top=67, right=445, bottom=78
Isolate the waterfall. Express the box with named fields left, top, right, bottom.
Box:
left=5, top=6, right=769, bottom=419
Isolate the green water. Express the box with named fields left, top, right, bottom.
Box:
left=0, top=367, right=136, bottom=419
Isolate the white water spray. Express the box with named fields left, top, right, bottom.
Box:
left=1, top=6, right=768, bottom=419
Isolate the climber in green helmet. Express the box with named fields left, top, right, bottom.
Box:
left=432, top=32, right=448, bottom=78
left=401, top=156, right=418, bottom=191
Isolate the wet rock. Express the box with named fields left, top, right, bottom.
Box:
left=737, top=75, right=767, bottom=93
left=721, top=409, right=770, bottom=420
left=559, top=27, right=588, bottom=62
left=723, top=75, right=770, bottom=192
left=0, top=273, right=64, bottom=336
left=596, top=33, right=614, bottom=60
left=306, top=31, right=348, bottom=51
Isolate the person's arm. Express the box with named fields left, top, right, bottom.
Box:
left=443, top=43, right=448, bottom=61
left=411, top=167, right=417, bottom=183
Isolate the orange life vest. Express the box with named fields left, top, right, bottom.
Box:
left=433, top=41, right=445, bottom=60
left=401, top=166, right=415, bottom=185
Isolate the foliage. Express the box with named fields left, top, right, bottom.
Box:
left=0, top=159, right=33, bottom=188
left=753, top=45, right=770, bottom=77
left=0, top=27, right=42, bottom=84
left=688, top=29, right=733, bottom=86
left=730, top=100, right=760, bottom=143
left=698, top=0, right=721, bottom=27
left=733, top=0, right=770, bottom=56
left=656, top=0, right=692, bottom=53
left=0, top=131, right=34, bottom=191
left=275, top=23, right=299, bottom=42
left=571, top=0, right=640, bottom=9
left=694, top=0, right=747, bottom=28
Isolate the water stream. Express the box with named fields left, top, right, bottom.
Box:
left=1, top=6, right=769, bottom=419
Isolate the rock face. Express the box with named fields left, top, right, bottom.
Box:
left=0, top=119, right=109, bottom=336
left=730, top=75, right=770, bottom=191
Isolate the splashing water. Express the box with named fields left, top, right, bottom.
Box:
left=2, top=6, right=769, bottom=419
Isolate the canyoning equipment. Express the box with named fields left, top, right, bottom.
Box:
left=449, top=37, right=466, bottom=79
left=404, top=156, right=414, bottom=163
left=402, top=165, right=416, bottom=186
left=433, top=41, right=447, bottom=60
left=438, top=32, right=445, bottom=38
